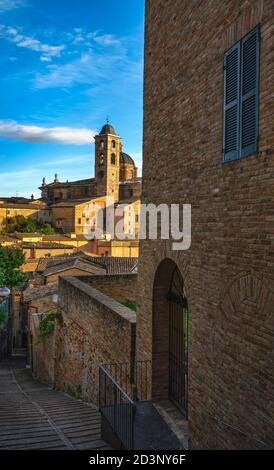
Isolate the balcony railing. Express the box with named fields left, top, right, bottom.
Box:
left=99, top=360, right=151, bottom=449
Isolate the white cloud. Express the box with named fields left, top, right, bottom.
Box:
left=93, top=34, right=121, bottom=47
left=0, top=24, right=65, bottom=60
left=0, top=120, right=95, bottom=144
left=73, top=35, right=85, bottom=44
left=40, top=56, right=51, bottom=62
left=34, top=51, right=112, bottom=89
left=0, top=0, right=24, bottom=12
left=33, top=46, right=142, bottom=91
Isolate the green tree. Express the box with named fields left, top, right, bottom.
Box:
left=6, top=215, right=55, bottom=235
left=0, top=247, right=27, bottom=288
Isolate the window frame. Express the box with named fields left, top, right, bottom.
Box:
left=222, top=24, right=260, bottom=163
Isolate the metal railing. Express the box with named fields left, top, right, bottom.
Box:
left=99, top=360, right=151, bottom=449
left=99, top=365, right=136, bottom=449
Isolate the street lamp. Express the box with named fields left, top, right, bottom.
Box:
left=0, top=287, right=11, bottom=299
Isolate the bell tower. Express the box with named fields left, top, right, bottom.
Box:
left=94, top=122, right=121, bottom=202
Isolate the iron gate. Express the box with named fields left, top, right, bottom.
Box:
left=167, top=267, right=188, bottom=416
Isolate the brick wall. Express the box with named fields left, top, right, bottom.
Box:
left=54, top=276, right=136, bottom=404
left=29, top=313, right=55, bottom=385
left=78, top=273, right=138, bottom=303
left=137, top=0, right=274, bottom=449
left=11, top=289, right=22, bottom=349
left=29, top=295, right=57, bottom=313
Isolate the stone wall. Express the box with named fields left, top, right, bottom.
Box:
left=138, top=0, right=274, bottom=450
left=11, top=289, right=23, bottom=349
left=54, top=275, right=136, bottom=404
left=28, top=294, right=57, bottom=314
left=78, top=273, right=138, bottom=303
left=22, top=246, right=75, bottom=260
left=29, top=313, right=55, bottom=385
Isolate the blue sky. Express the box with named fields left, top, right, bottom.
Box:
left=0, top=0, right=144, bottom=198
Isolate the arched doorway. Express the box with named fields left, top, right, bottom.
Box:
left=152, top=259, right=188, bottom=417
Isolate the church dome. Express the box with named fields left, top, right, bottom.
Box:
left=99, top=123, right=116, bottom=135
left=120, top=152, right=135, bottom=166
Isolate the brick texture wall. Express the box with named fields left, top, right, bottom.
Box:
left=54, top=276, right=136, bottom=404
left=28, top=295, right=57, bottom=313
left=30, top=313, right=56, bottom=385
left=137, top=0, right=274, bottom=449
left=79, top=273, right=138, bottom=303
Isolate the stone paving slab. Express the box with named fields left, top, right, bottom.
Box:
left=0, top=357, right=112, bottom=450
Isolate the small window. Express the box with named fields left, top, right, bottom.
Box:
left=111, top=140, right=116, bottom=149
left=223, top=25, right=260, bottom=162
left=111, top=154, right=116, bottom=165
left=100, top=140, right=104, bottom=149
left=78, top=218, right=81, bottom=224
left=99, top=154, right=104, bottom=165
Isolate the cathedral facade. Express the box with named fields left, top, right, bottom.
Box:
left=39, top=123, right=142, bottom=240
left=40, top=122, right=141, bottom=205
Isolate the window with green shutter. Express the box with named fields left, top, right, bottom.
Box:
left=223, top=25, right=260, bottom=162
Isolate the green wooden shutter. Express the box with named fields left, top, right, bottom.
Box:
left=240, top=25, right=260, bottom=158
left=223, top=42, right=240, bottom=162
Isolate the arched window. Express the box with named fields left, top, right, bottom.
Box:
left=111, top=154, right=116, bottom=165
left=99, top=154, right=104, bottom=165
left=111, top=140, right=116, bottom=149
left=100, top=140, right=104, bottom=149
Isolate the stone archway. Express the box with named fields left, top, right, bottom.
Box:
left=152, top=258, right=188, bottom=417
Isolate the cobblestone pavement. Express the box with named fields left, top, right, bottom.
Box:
left=0, top=357, right=112, bottom=450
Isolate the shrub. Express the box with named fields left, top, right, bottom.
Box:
left=122, top=299, right=136, bottom=312
left=39, top=310, right=62, bottom=339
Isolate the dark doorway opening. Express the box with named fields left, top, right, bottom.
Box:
left=152, top=259, right=188, bottom=419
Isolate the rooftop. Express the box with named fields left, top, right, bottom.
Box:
left=40, top=177, right=95, bottom=189
left=50, top=199, right=94, bottom=208
left=23, top=283, right=58, bottom=303
left=21, top=242, right=75, bottom=249
left=99, top=122, right=116, bottom=136
left=43, top=258, right=106, bottom=277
